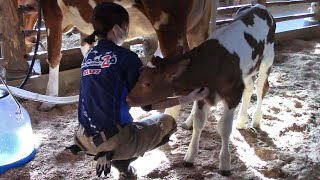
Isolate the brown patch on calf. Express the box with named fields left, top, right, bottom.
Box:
left=171, top=39, right=245, bottom=109
left=197, top=100, right=205, bottom=110
left=248, top=55, right=263, bottom=75
left=262, top=67, right=272, bottom=98
left=244, top=31, right=266, bottom=76
left=129, top=39, right=245, bottom=109
left=244, top=32, right=265, bottom=60
left=262, top=79, right=269, bottom=98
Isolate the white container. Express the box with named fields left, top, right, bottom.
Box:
left=0, top=87, right=36, bottom=174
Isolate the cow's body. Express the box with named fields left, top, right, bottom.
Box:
left=127, top=5, right=276, bottom=175
left=23, top=0, right=217, bottom=111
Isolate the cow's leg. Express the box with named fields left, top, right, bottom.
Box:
left=39, top=0, right=63, bottom=111
left=186, top=0, right=217, bottom=49
left=252, top=62, right=272, bottom=128
left=157, top=32, right=189, bottom=120
left=217, top=102, right=235, bottom=176
left=181, top=0, right=218, bottom=130
left=183, top=101, right=210, bottom=166
left=236, top=77, right=254, bottom=129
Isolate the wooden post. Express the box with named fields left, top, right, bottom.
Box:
left=0, top=0, right=28, bottom=76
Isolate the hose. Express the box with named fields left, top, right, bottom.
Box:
left=0, top=84, right=78, bottom=104
left=19, top=0, right=42, bottom=89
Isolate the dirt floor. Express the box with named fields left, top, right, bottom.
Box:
left=0, top=38, right=319, bottom=180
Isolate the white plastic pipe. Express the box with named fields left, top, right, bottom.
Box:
left=0, top=84, right=78, bottom=104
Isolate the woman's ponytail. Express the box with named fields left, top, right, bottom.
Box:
left=83, top=31, right=96, bottom=45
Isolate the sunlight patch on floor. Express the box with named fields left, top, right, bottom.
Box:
left=231, top=129, right=267, bottom=178
left=128, top=107, right=170, bottom=177
left=130, top=107, right=161, bottom=120
left=33, top=132, right=48, bottom=149
left=132, top=149, right=169, bottom=177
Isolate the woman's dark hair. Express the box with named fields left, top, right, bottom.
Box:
left=84, top=2, right=129, bottom=45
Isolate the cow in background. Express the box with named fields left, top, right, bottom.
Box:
left=21, top=0, right=217, bottom=114
left=127, top=4, right=276, bottom=176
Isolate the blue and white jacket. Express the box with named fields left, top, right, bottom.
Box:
left=78, top=40, right=143, bottom=136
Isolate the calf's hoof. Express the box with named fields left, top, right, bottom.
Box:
left=180, top=123, right=192, bottom=130
left=252, top=123, right=261, bottom=129
left=218, top=170, right=231, bottom=176
left=38, top=103, right=56, bottom=111
left=182, top=161, right=194, bottom=167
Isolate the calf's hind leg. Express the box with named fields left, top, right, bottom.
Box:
left=236, top=77, right=254, bottom=129
left=217, top=102, right=235, bottom=176
left=252, top=62, right=272, bottom=128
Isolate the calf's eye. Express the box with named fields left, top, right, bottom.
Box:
left=143, top=83, right=151, bottom=87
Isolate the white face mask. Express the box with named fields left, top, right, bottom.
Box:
left=112, top=24, right=128, bottom=46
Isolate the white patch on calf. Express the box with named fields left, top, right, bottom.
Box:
left=236, top=77, right=254, bottom=129
left=177, top=39, right=184, bottom=47
left=88, top=0, right=96, bottom=9
left=146, top=61, right=156, bottom=68
left=153, top=12, right=169, bottom=30
left=212, top=13, right=271, bottom=75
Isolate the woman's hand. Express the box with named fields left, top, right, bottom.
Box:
left=178, top=87, right=209, bottom=104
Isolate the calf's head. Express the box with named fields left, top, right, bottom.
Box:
left=126, top=56, right=191, bottom=107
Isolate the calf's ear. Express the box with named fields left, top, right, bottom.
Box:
left=168, top=59, right=190, bottom=82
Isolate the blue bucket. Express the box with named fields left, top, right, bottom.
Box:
left=0, top=88, right=36, bottom=174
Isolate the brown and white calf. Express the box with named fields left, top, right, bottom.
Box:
left=22, top=0, right=217, bottom=111
left=127, top=5, right=276, bottom=175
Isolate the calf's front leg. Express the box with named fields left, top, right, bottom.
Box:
left=183, top=100, right=210, bottom=166
left=180, top=101, right=197, bottom=130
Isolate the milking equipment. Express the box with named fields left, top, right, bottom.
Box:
left=0, top=66, right=36, bottom=174
left=0, top=66, right=78, bottom=174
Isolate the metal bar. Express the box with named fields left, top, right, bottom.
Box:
left=218, top=0, right=320, bottom=15
left=23, top=29, right=47, bottom=37
left=267, top=0, right=320, bottom=7
left=276, top=12, right=315, bottom=22
left=216, top=12, right=316, bottom=25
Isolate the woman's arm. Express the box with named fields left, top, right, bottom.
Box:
left=142, top=88, right=209, bottom=111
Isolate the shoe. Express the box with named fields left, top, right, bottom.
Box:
left=112, top=158, right=137, bottom=178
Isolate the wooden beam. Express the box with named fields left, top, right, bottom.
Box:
left=27, top=47, right=83, bottom=74
left=0, top=0, right=28, bottom=73
left=7, top=68, right=81, bottom=95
